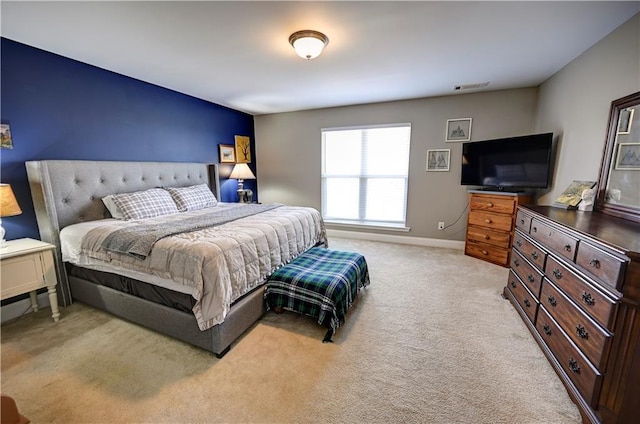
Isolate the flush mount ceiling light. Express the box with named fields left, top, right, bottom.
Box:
left=289, top=30, right=329, bottom=60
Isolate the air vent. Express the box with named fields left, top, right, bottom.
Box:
left=454, top=82, right=490, bottom=91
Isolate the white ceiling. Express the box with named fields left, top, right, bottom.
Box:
left=2, top=1, right=639, bottom=115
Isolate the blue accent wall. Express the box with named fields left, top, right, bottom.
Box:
left=1, top=38, right=256, bottom=240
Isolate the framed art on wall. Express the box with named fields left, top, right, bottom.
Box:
left=218, top=144, right=236, bottom=163
left=234, top=135, right=252, bottom=163
left=427, top=149, right=450, bottom=171
left=1, top=123, right=13, bottom=149
left=446, top=118, right=472, bottom=142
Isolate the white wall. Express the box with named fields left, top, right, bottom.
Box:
left=535, top=13, right=640, bottom=205
left=255, top=89, right=537, bottom=241
left=255, top=13, right=640, bottom=242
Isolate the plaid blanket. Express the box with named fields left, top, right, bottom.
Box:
left=264, top=247, right=370, bottom=341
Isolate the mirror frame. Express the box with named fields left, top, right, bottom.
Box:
left=596, top=91, right=640, bottom=223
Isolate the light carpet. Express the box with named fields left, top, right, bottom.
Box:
left=0, top=238, right=581, bottom=423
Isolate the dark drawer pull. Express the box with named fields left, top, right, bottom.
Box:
left=510, top=281, right=516, bottom=289
left=520, top=219, right=525, bottom=225
left=568, top=358, right=580, bottom=374
left=532, top=226, right=537, bottom=233
left=531, top=251, right=539, bottom=260
left=582, top=292, right=595, bottom=306
left=514, top=259, right=520, bottom=267
left=589, top=259, right=601, bottom=268
left=527, top=274, right=535, bottom=283
left=523, top=298, right=531, bottom=308
left=552, top=269, right=562, bottom=279
left=576, top=324, right=589, bottom=339
left=516, top=240, right=522, bottom=247
left=564, top=244, right=572, bottom=252
left=543, top=324, right=552, bottom=335
left=547, top=295, right=557, bottom=307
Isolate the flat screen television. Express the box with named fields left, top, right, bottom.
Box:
left=461, top=132, right=553, bottom=191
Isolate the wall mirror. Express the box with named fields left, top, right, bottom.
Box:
left=596, top=91, right=640, bottom=223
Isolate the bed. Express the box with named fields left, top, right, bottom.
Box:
left=26, top=160, right=327, bottom=357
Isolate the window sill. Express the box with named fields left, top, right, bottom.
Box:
left=325, top=220, right=410, bottom=232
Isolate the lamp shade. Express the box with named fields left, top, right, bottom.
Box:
left=0, top=184, right=22, bottom=217
left=289, top=30, right=329, bottom=60
left=229, top=163, right=256, bottom=180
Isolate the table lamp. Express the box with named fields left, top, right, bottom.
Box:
left=229, top=163, right=256, bottom=203
left=0, top=183, right=22, bottom=247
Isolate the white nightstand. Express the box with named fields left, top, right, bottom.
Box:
left=0, top=238, right=60, bottom=322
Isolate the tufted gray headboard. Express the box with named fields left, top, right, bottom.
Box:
left=25, top=160, right=220, bottom=306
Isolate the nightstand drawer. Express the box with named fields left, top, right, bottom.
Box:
left=467, top=226, right=511, bottom=248
left=469, top=195, right=515, bottom=214
left=465, top=240, right=509, bottom=266
left=0, top=254, right=46, bottom=299
left=468, top=210, right=513, bottom=232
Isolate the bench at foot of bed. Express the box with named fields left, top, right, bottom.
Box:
left=264, top=247, right=370, bottom=342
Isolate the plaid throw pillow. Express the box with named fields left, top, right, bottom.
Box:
left=165, top=184, right=218, bottom=212
left=111, top=188, right=179, bottom=220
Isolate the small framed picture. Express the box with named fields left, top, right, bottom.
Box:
left=234, top=135, right=252, bottom=163
left=218, top=144, right=236, bottom=163
left=1, top=123, right=13, bottom=149
left=446, top=118, right=472, bottom=142
left=427, top=149, right=450, bottom=172
left=615, top=142, right=640, bottom=170
left=617, top=108, right=634, bottom=134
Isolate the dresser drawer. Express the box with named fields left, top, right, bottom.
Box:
left=576, top=242, right=626, bottom=290
left=530, top=219, right=578, bottom=262
left=468, top=210, right=513, bottom=232
left=465, top=241, right=509, bottom=266
left=513, top=230, right=547, bottom=270
left=506, top=270, right=538, bottom=324
left=511, top=249, right=543, bottom=299
left=515, top=209, right=532, bottom=232
left=545, top=256, right=616, bottom=331
left=540, top=279, right=612, bottom=370
left=470, top=195, right=516, bottom=214
left=467, top=226, right=511, bottom=248
left=536, top=306, right=602, bottom=407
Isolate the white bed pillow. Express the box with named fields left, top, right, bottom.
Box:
left=165, top=184, right=218, bottom=212
left=101, top=194, right=126, bottom=220
left=111, top=188, right=179, bottom=220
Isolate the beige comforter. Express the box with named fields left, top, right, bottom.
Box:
left=79, top=204, right=327, bottom=330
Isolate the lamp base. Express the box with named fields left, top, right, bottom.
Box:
left=237, top=189, right=254, bottom=203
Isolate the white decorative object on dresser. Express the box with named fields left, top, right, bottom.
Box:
left=0, top=238, right=60, bottom=322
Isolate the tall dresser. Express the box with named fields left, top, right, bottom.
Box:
left=504, top=205, right=640, bottom=424
left=464, top=190, right=533, bottom=267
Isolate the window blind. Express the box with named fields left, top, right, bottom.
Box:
left=321, top=124, right=411, bottom=228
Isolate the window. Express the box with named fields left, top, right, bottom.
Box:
left=321, top=124, right=411, bottom=228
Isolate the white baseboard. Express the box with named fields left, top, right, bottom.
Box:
left=1, top=292, right=51, bottom=324
left=326, top=229, right=465, bottom=250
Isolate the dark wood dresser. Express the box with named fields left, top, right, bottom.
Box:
left=465, top=191, right=533, bottom=267
left=503, top=205, right=640, bottom=424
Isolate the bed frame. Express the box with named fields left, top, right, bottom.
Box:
left=26, top=160, right=266, bottom=357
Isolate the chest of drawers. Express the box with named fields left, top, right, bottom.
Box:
left=464, top=191, right=533, bottom=267
left=504, top=206, right=640, bottom=424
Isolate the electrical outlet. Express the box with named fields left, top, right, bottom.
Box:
left=438, top=222, right=445, bottom=230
